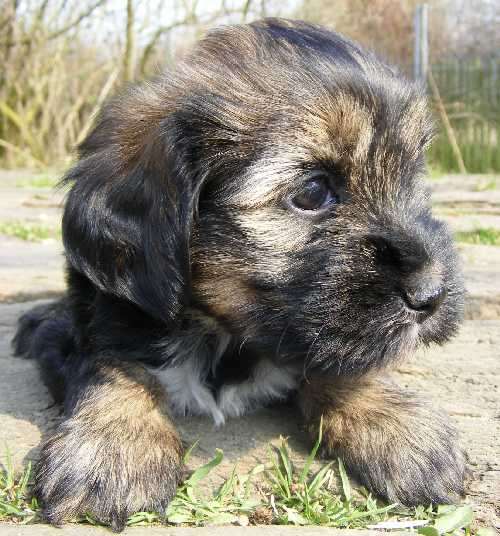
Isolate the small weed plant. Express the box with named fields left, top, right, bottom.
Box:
left=455, top=228, right=500, bottom=246
left=265, top=422, right=396, bottom=527
left=0, top=428, right=490, bottom=534
left=0, top=220, right=61, bottom=242
left=0, top=450, right=38, bottom=523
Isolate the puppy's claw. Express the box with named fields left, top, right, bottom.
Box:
left=110, top=510, right=128, bottom=533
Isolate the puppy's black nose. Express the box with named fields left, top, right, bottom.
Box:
left=404, top=286, right=447, bottom=320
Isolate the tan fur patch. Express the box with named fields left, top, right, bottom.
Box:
left=36, top=360, right=183, bottom=529
left=195, top=273, right=257, bottom=323
left=299, top=374, right=467, bottom=505
left=303, top=92, right=374, bottom=169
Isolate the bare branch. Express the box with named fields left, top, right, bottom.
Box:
left=123, top=0, right=136, bottom=82
left=242, top=0, right=252, bottom=22
left=1, top=0, right=107, bottom=48
left=138, top=17, right=193, bottom=75
left=77, top=67, right=120, bottom=145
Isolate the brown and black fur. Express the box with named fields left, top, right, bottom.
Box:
left=300, top=375, right=466, bottom=506
left=35, top=360, right=183, bottom=531
left=13, top=18, right=466, bottom=531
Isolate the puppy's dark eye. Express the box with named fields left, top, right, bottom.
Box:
left=290, top=178, right=336, bottom=211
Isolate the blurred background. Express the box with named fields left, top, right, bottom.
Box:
left=0, top=0, right=499, bottom=173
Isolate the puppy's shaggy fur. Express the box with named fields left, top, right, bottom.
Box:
left=14, top=18, right=466, bottom=531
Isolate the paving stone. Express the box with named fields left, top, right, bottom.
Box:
left=0, top=186, right=63, bottom=227
left=0, top=237, right=65, bottom=302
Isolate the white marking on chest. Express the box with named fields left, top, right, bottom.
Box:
left=155, top=357, right=225, bottom=425
left=154, top=358, right=299, bottom=426
left=217, top=359, right=298, bottom=419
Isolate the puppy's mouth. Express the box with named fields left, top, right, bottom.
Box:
left=397, top=281, right=463, bottom=346
left=303, top=282, right=463, bottom=376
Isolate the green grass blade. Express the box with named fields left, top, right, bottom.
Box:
left=419, top=527, right=441, bottom=536
left=4, top=447, right=14, bottom=489
left=18, top=462, right=32, bottom=497
left=183, top=440, right=200, bottom=464
left=268, top=445, right=292, bottom=498
left=241, top=463, right=265, bottom=499
left=216, top=467, right=237, bottom=501
left=337, top=458, right=351, bottom=502
left=299, top=416, right=323, bottom=484
left=185, top=448, right=223, bottom=486
left=308, top=464, right=333, bottom=496
left=277, top=439, right=293, bottom=486
left=433, top=505, right=473, bottom=534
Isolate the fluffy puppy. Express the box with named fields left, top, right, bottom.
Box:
left=14, top=18, right=466, bottom=532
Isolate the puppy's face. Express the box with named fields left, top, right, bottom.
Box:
left=64, top=20, right=463, bottom=375
left=186, top=21, right=464, bottom=373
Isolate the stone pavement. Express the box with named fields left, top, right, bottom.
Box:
left=0, top=173, right=499, bottom=532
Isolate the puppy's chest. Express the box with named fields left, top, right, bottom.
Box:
left=153, top=338, right=299, bottom=426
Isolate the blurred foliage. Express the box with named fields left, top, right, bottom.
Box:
left=455, top=228, right=500, bottom=246
left=0, top=0, right=499, bottom=172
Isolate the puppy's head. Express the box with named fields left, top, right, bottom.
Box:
left=63, top=19, right=464, bottom=374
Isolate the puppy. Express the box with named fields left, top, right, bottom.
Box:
left=14, top=18, right=466, bottom=532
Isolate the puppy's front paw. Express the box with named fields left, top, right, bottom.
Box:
left=35, top=416, right=183, bottom=532
left=321, top=399, right=467, bottom=506
left=301, top=377, right=467, bottom=506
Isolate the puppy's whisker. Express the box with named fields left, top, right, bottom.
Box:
left=303, top=319, right=331, bottom=373
left=275, top=322, right=291, bottom=360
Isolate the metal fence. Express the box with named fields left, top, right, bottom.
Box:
left=412, top=3, right=500, bottom=173
left=429, top=57, right=500, bottom=173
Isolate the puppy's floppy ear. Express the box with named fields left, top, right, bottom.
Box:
left=62, top=86, right=194, bottom=325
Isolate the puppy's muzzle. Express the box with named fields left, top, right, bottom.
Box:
left=368, top=230, right=452, bottom=322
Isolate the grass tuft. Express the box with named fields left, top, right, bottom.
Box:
left=163, top=448, right=263, bottom=526
left=15, top=175, right=59, bottom=189
left=0, top=449, right=38, bottom=523
left=265, top=424, right=397, bottom=527
left=0, top=220, right=61, bottom=242
left=0, top=434, right=484, bottom=534
left=455, top=228, right=500, bottom=246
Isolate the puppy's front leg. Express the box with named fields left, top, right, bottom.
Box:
left=299, top=374, right=467, bottom=506
left=36, top=358, right=183, bottom=532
